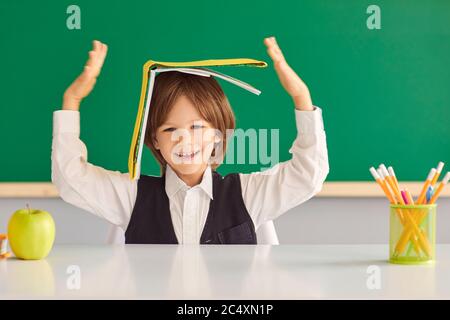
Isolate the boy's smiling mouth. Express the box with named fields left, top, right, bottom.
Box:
left=174, top=150, right=201, bottom=161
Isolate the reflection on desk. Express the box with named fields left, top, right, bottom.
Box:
left=1, top=244, right=449, bottom=299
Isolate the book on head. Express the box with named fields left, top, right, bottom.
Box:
left=128, top=58, right=268, bottom=180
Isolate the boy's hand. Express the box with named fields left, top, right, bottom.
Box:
left=63, top=40, right=108, bottom=111
left=264, top=37, right=314, bottom=111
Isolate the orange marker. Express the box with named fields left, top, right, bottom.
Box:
left=379, top=167, right=399, bottom=204
left=417, top=168, right=437, bottom=205
left=429, top=172, right=450, bottom=204
left=431, top=162, right=445, bottom=187
left=0, top=234, right=11, bottom=259
left=388, top=166, right=401, bottom=193
left=380, top=164, right=404, bottom=205
left=370, top=167, right=395, bottom=203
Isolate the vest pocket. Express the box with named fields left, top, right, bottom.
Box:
left=217, top=221, right=255, bottom=244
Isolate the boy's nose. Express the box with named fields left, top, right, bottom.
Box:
left=172, top=129, right=202, bottom=143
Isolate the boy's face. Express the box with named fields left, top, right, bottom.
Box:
left=154, top=95, right=221, bottom=176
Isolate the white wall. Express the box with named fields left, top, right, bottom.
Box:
left=1, top=197, right=449, bottom=244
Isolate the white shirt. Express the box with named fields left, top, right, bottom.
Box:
left=51, top=107, right=329, bottom=244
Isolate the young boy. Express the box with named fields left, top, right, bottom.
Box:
left=52, top=37, right=329, bottom=244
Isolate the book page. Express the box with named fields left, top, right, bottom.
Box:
left=155, top=67, right=261, bottom=95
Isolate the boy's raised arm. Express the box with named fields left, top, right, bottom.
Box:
left=51, top=110, right=137, bottom=230
left=52, top=40, right=136, bottom=230
left=239, top=37, right=330, bottom=229
left=62, top=40, right=108, bottom=111
left=239, top=106, right=329, bottom=229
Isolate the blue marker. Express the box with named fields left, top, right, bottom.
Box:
left=426, top=185, right=434, bottom=203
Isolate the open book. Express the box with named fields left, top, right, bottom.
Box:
left=128, top=58, right=268, bottom=180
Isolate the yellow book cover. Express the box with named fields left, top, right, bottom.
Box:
left=128, top=58, right=267, bottom=180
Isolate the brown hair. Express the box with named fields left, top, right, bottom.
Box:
left=144, top=71, right=236, bottom=175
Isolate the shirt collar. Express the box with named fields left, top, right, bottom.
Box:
left=165, top=164, right=214, bottom=200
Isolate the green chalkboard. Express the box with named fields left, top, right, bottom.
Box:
left=1, top=0, right=449, bottom=182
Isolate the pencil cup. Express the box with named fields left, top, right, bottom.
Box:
left=389, top=204, right=436, bottom=265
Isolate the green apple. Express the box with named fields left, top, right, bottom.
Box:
left=8, top=205, right=55, bottom=260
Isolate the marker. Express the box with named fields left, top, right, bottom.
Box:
left=401, top=190, right=409, bottom=204
left=429, top=172, right=450, bottom=204
left=0, top=234, right=11, bottom=259
left=404, top=189, right=418, bottom=256
left=405, top=189, right=415, bottom=205
left=377, top=168, right=397, bottom=203
left=370, top=167, right=395, bottom=203
left=417, top=168, right=437, bottom=205
left=426, top=186, right=434, bottom=204
left=380, top=164, right=404, bottom=205
left=431, top=162, right=445, bottom=186
left=380, top=164, right=394, bottom=187
left=388, top=166, right=401, bottom=192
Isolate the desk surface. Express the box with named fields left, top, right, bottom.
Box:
left=1, top=244, right=450, bottom=299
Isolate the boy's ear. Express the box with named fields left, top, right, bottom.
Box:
left=214, top=135, right=222, bottom=144
left=153, top=135, right=160, bottom=150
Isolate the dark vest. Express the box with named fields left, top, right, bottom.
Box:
left=125, top=171, right=257, bottom=244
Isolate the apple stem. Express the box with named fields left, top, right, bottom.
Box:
left=26, top=203, right=31, bottom=214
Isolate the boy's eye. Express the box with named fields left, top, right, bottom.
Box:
left=162, top=125, right=204, bottom=132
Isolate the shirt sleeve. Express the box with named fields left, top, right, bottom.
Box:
left=51, top=110, right=137, bottom=230
left=239, top=106, right=329, bottom=230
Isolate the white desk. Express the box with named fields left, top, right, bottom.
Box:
left=1, top=244, right=449, bottom=299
